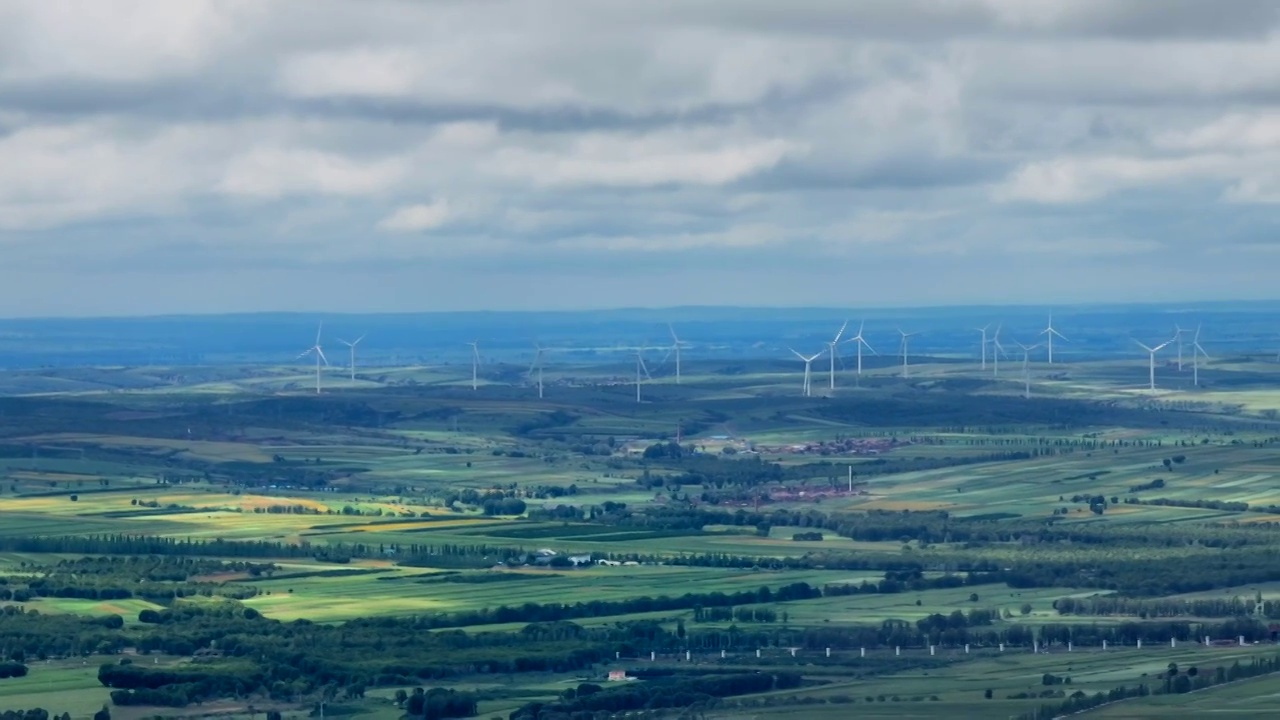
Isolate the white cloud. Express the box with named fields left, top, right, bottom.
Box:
left=217, top=147, right=408, bottom=199
left=377, top=200, right=452, bottom=233
left=992, top=155, right=1232, bottom=203
left=492, top=132, right=804, bottom=187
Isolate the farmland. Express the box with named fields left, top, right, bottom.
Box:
left=2, top=351, right=1280, bottom=718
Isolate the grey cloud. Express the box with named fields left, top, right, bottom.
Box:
left=0, top=1, right=1278, bottom=315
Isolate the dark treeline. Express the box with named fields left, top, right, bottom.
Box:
left=1055, top=595, right=1280, bottom=620
left=0, top=557, right=272, bottom=603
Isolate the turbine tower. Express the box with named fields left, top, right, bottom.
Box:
left=1172, top=325, right=1187, bottom=371
left=1191, top=324, right=1209, bottom=387
left=790, top=348, right=824, bottom=397
left=635, top=347, right=652, bottom=403
left=297, top=323, right=329, bottom=394
left=976, top=324, right=990, bottom=371
left=842, top=321, right=877, bottom=380
left=664, top=324, right=689, bottom=385
left=337, top=335, right=364, bottom=382
left=528, top=344, right=546, bottom=399
left=991, top=324, right=1007, bottom=378
left=1015, top=341, right=1042, bottom=400
left=467, top=341, right=480, bottom=391
left=897, top=329, right=917, bottom=379
left=1041, top=312, right=1068, bottom=364
left=827, top=320, right=849, bottom=391
left=1134, top=338, right=1172, bottom=394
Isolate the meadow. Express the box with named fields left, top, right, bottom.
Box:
left=2, top=353, right=1280, bottom=718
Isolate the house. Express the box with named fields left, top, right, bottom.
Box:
left=607, top=670, right=630, bottom=682
left=567, top=555, right=592, bottom=566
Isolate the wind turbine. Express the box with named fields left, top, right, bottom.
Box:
left=842, top=321, right=877, bottom=379
left=826, top=320, right=849, bottom=391
left=337, top=335, right=364, bottom=382
left=662, top=324, right=689, bottom=385
left=1014, top=341, right=1042, bottom=399
left=1191, top=324, right=1209, bottom=387
left=976, top=324, right=990, bottom=371
left=1041, top=312, right=1068, bottom=364
left=635, top=347, right=652, bottom=403
left=1134, top=338, right=1172, bottom=394
left=991, top=324, right=1007, bottom=378
left=467, top=341, right=480, bottom=391
left=897, top=329, right=917, bottom=379
left=1172, top=325, right=1187, bottom=371
left=528, top=344, right=547, bottom=399
left=297, top=323, right=329, bottom=394
left=790, top=348, right=824, bottom=397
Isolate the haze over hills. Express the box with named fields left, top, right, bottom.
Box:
left=0, top=301, right=1277, bottom=368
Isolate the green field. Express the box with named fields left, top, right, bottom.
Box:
left=3, top=354, right=1280, bottom=717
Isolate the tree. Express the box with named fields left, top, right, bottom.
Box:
left=1020, top=603, right=1033, bottom=616
left=984, top=689, right=993, bottom=699
left=93, top=707, right=110, bottom=720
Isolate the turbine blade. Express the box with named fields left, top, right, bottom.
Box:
left=834, top=320, right=848, bottom=344
left=315, top=322, right=323, bottom=346
left=316, top=347, right=329, bottom=366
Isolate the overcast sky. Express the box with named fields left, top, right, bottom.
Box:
left=2, top=0, right=1280, bottom=316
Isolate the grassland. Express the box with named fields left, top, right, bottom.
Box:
left=2, top=354, right=1280, bottom=717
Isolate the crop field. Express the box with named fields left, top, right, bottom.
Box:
left=1084, top=672, right=1280, bottom=717
left=719, top=644, right=1280, bottom=719
left=3, top=351, right=1280, bottom=718
left=0, top=656, right=130, bottom=717
left=237, top=564, right=882, bottom=622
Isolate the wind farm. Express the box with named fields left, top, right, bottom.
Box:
left=4, top=303, right=1280, bottom=720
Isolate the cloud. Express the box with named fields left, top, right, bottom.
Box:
left=492, top=133, right=803, bottom=187
left=218, top=147, right=408, bottom=199
left=377, top=200, right=451, bottom=233
left=2, top=1, right=1280, bottom=314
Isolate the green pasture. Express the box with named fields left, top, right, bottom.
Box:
left=1084, top=671, right=1280, bottom=717
left=238, top=565, right=881, bottom=622
left=0, top=656, right=125, bottom=717
left=721, top=644, right=1280, bottom=720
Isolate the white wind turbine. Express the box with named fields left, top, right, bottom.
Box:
left=635, top=346, right=653, bottom=403
left=528, top=344, right=547, bottom=399
left=1191, top=324, right=1209, bottom=387
left=662, top=324, right=689, bottom=385
left=1134, top=338, right=1172, bottom=394
left=842, top=321, right=877, bottom=382
left=467, top=341, right=480, bottom=391
left=826, top=320, right=849, bottom=391
left=1172, top=325, right=1187, bottom=371
left=897, top=329, right=918, bottom=379
left=991, top=324, right=1008, bottom=378
left=297, top=323, right=329, bottom=394
left=337, top=335, right=364, bottom=382
left=790, top=348, right=824, bottom=397
left=976, top=324, right=991, bottom=371
left=1041, top=312, right=1068, bottom=364
left=1014, top=340, right=1043, bottom=399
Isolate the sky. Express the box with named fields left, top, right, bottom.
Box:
left=2, top=0, right=1280, bottom=317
